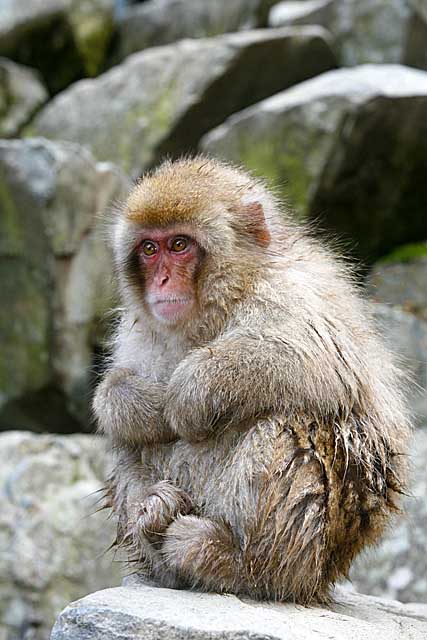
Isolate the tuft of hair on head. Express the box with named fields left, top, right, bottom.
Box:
left=124, top=155, right=274, bottom=252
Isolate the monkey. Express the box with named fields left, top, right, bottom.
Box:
left=93, top=156, right=411, bottom=604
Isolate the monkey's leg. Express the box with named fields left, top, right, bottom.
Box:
left=245, top=445, right=332, bottom=604
left=161, top=515, right=244, bottom=594
left=161, top=441, right=334, bottom=602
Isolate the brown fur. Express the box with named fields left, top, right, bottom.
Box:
left=93, top=157, right=411, bottom=604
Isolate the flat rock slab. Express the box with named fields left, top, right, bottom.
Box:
left=51, top=582, right=427, bottom=640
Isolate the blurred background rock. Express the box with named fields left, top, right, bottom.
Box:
left=0, top=0, right=426, bottom=638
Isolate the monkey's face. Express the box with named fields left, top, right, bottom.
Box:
left=136, top=227, right=202, bottom=326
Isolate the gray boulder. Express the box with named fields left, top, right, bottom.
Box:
left=335, top=300, right=425, bottom=603
left=0, top=0, right=115, bottom=93
left=368, top=252, right=427, bottom=318
left=201, top=64, right=427, bottom=262
left=355, top=247, right=426, bottom=422
left=0, top=58, right=47, bottom=137
left=0, top=431, right=121, bottom=640
left=350, top=427, right=427, bottom=603
left=0, top=138, right=129, bottom=432
left=269, top=0, right=427, bottom=69
left=115, top=0, right=259, bottom=62
left=50, top=580, right=427, bottom=640
left=30, top=27, right=337, bottom=176
left=270, top=0, right=336, bottom=30
left=371, top=303, right=427, bottom=422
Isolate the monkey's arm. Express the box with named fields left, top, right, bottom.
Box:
left=165, top=332, right=358, bottom=442
left=93, top=368, right=177, bottom=446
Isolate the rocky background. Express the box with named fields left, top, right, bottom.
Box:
left=0, top=1, right=426, bottom=639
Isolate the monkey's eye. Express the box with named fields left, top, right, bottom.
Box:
left=141, top=240, right=157, bottom=256
left=171, top=237, right=188, bottom=252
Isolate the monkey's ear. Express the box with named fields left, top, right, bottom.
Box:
left=240, top=201, right=271, bottom=248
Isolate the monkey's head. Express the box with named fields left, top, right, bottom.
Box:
left=114, top=157, right=275, bottom=331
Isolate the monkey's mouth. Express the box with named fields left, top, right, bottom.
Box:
left=155, top=297, right=191, bottom=305
left=152, top=297, right=193, bottom=322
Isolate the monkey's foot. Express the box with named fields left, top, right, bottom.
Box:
left=134, top=482, right=193, bottom=545
left=162, top=515, right=242, bottom=592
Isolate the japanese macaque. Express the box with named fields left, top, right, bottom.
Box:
left=93, top=157, right=411, bottom=604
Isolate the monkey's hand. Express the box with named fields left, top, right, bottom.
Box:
left=93, top=368, right=177, bottom=447
left=164, top=340, right=269, bottom=442
left=127, top=481, right=193, bottom=545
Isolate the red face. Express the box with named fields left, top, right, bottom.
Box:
left=137, top=228, right=201, bottom=325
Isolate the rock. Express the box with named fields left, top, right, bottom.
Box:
left=0, top=0, right=115, bottom=94
left=350, top=427, right=427, bottom=603
left=50, top=580, right=427, bottom=640
left=371, top=303, right=427, bottom=422
left=114, top=0, right=259, bottom=62
left=0, top=431, right=121, bottom=640
left=258, top=0, right=285, bottom=26
left=30, top=27, right=337, bottom=175
left=269, top=0, right=427, bottom=69
left=201, top=64, right=427, bottom=262
left=368, top=251, right=427, bottom=318
left=270, top=0, right=336, bottom=30
left=370, top=265, right=427, bottom=414
left=332, top=0, right=412, bottom=67
left=0, top=140, right=55, bottom=430
left=0, top=57, right=48, bottom=137
left=0, top=138, right=129, bottom=431
left=333, top=301, right=426, bottom=606
left=403, top=1, right=427, bottom=70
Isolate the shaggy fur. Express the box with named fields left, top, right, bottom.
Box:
left=93, top=157, right=411, bottom=604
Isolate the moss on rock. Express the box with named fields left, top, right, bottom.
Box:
left=379, top=242, right=427, bottom=264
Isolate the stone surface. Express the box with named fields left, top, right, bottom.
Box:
left=0, top=431, right=121, bottom=640
left=368, top=253, right=427, bottom=318
left=269, top=0, right=426, bottom=69
left=404, top=1, right=427, bottom=70
left=333, top=0, right=411, bottom=67
left=350, top=427, right=427, bottom=603
left=50, top=580, right=427, bottom=640
left=0, top=57, right=48, bottom=137
left=30, top=27, right=337, bottom=175
left=350, top=296, right=427, bottom=602
left=201, top=64, right=427, bottom=262
left=0, top=0, right=115, bottom=93
left=371, top=303, right=427, bottom=422
left=270, top=0, right=336, bottom=30
left=0, top=138, right=129, bottom=431
left=114, top=0, right=259, bottom=62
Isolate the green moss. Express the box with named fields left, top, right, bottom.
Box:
left=22, top=122, right=36, bottom=137
left=4, top=14, right=84, bottom=95
left=151, top=84, right=177, bottom=134
left=238, top=139, right=281, bottom=185
left=70, top=12, right=114, bottom=77
left=0, top=174, right=24, bottom=255
left=117, top=82, right=177, bottom=173
left=237, top=135, right=310, bottom=218
left=0, top=261, right=50, bottom=398
left=379, top=242, right=427, bottom=264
